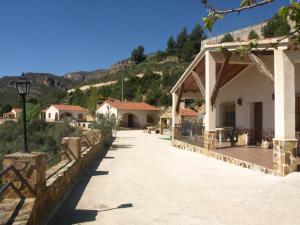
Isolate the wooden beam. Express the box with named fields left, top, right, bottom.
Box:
left=191, top=71, right=205, bottom=98
left=211, top=52, right=232, bottom=105
left=175, top=85, right=184, bottom=113
left=248, top=52, right=274, bottom=83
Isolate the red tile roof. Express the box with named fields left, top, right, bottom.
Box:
left=106, top=101, right=160, bottom=111
left=52, top=104, right=87, bottom=112
left=179, top=107, right=198, bottom=117
left=12, top=108, right=22, bottom=113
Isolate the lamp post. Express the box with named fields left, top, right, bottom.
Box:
left=15, top=73, right=31, bottom=153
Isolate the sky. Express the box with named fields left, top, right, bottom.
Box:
left=0, top=0, right=289, bottom=76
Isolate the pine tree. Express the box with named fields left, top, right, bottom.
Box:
left=131, top=45, right=146, bottom=64
left=261, top=14, right=290, bottom=38
left=248, top=30, right=259, bottom=40
left=176, top=28, right=188, bottom=55
left=179, top=40, right=194, bottom=62
left=166, top=35, right=176, bottom=55
left=189, top=24, right=206, bottom=54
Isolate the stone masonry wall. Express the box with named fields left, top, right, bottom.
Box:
left=0, top=130, right=113, bottom=225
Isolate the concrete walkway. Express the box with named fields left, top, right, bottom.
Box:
left=48, top=130, right=300, bottom=225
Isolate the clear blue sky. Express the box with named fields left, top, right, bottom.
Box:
left=0, top=0, right=288, bottom=76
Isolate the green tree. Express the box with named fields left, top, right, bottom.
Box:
left=261, top=14, right=290, bottom=38
left=248, top=30, right=259, bottom=40
left=131, top=45, right=146, bottom=64
left=220, top=33, right=234, bottom=43
left=70, top=88, right=85, bottom=106
left=0, top=104, right=12, bottom=116
left=87, top=88, right=99, bottom=115
left=189, top=24, right=206, bottom=54
left=166, top=35, right=177, bottom=55
left=176, top=28, right=188, bottom=55
left=179, top=40, right=194, bottom=62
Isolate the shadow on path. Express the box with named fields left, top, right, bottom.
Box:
left=47, top=143, right=133, bottom=225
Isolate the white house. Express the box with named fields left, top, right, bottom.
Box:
left=41, top=104, right=87, bottom=122
left=3, top=108, right=22, bottom=120
left=171, top=35, right=300, bottom=176
left=96, top=101, right=160, bottom=128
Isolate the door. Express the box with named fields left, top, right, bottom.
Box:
left=128, top=114, right=133, bottom=127
left=253, top=102, right=263, bottom=145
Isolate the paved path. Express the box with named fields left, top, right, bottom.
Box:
left=48, top=130, right=300, bottom=225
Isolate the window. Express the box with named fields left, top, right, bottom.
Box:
left=221, top=103, right=236, bottom=127
left=296, top=96, right=300, bottom=131
left=147, top=114, right=154, bottom=123
left=48, top=113, right=51, bottom=119
left=78, top=113, right=83, bottom=120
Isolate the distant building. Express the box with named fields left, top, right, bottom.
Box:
left=96, top=101, right=160, bottom=128
left=41, top=104, right=87, bottom=122
left=3, top=108, right=22, bottom=120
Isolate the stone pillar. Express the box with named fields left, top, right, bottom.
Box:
left=62, top=137, right=81, bottom=160
left=2, top=152, right=47, bottom=198
left=171, top=92, right=179, bottom=142
left=273, top=49, right=297, bottom=175
left=204, top=51, right=217, bottom=150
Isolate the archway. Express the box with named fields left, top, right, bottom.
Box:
left=121, top=113, right=141, bottom=128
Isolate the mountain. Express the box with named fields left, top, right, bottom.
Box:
left=0, top=72, right=78, bottom=106
left=64, top=69, right=108, bottom=82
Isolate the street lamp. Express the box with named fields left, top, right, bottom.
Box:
left=15, top=73, right=31, bottom=153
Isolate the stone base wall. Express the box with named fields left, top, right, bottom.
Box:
left=1, top=130, right=114, bottom=225
left=273, top=139, right=298, bottom=176
left=173, top=139, right=275, bottom=175
left=204, top=131, right=216, bottom=150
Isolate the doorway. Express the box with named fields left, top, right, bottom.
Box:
left=128, top=114, right=133, bottom=127
left=253, top=102, right=263, bottom=145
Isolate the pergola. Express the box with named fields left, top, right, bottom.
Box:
left=170, top=37, right=300, bottom=175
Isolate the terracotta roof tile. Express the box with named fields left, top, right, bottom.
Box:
left=106, top=101, right=160, bottom=111
left=179, top=107, right=198, bottom=117
left=12, top=108, right=22, bottom=113
left=52, top=104, right=87, bottom=112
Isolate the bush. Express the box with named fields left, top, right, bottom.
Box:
left=261, top=14, right=290, bottom=38
left=248, top=30, right=259, bottom=40
left=221, top=33, right=234, bottom=43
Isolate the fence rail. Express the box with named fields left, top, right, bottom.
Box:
left=174, top=123, right=205, bottom=147
left=0, top=165, right=35, bottom=199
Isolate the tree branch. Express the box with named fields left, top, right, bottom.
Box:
left=201, top=0, right=275, bottom=15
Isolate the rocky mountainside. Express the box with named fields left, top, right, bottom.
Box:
left=64, top=69, right=108, bottom=82
left=0, top=72, right=78, bottom=106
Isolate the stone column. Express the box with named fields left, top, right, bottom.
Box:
left=273, top=49, right=298, bottom=175
left=2, top=152, right=47, bottom=198
left=204, top=51, right=217, bottom=150
left=62, top=137, right=81, bottom=160
left=171, top=92, right=179, bottom=142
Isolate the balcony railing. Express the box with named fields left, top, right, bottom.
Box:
left=174, top=123, right=205, bottom=147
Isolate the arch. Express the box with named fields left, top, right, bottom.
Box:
left=121, top=113, right=141, bottom=128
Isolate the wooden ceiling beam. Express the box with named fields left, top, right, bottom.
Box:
left=191, top=71, right=205, bottom=99
left=248, top=52, right=274, bottom=84
left=211, top=52, right=232, bottom=105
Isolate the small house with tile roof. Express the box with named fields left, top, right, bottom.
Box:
left=42, top=104, right=87, bottom=122
left=96, top=101, right=160, bottom=128
left=3, top=108, right=22, bottom=120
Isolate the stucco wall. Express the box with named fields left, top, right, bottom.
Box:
left=45, top=106, right=87, bottom=122
left=216, top=57, right=275, bottom=130
left=96, top=103, right=158, bottom=128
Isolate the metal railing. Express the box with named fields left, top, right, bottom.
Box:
left=0, top=165, right=35, bottom=200
left=174, top=123, right=205, bottom=147
left=44, top=143, right=76, bottom=180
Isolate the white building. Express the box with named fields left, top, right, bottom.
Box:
left=41, top=104, right=87, bottom=122
left=96, top=101, right=160, bottom=128
left=171, top=36, right=300, bottom=176
left=3, top=108, right=22, bottom=120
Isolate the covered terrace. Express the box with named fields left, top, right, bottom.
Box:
left=171, top=37, right=300, bottom=175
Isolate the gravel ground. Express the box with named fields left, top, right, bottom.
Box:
left=48, top=130, right=300, bottom=225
